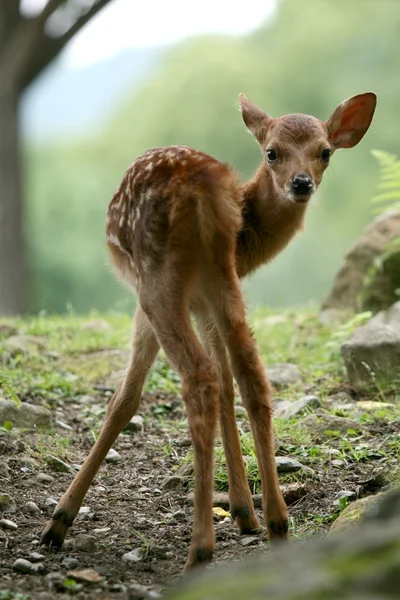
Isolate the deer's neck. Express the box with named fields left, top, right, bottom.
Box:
left=236, top=163, right=308, bottom=279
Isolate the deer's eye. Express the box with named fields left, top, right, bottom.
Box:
left=266, top=149, right=278, bottom=163
left=321, top=148, right=331, bottom=162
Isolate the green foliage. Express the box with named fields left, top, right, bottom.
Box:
left=371, top=150, right=400, bottom=212
left=26, top=0, right=400, bottom=312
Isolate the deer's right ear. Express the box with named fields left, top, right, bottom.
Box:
left=239, top=94, right=271, bottom=142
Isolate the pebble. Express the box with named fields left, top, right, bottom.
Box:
left=43, top=497, right=58, bottom=508
left=123, top=415, right=144, bottom=432
left=24, top=501, right=41, bottom=515
left=331, top=459, right=346, bottom=468
left=0, top=492, right=17, bottom=513
left=171, top=510, right=186, bottom=521
left=78, top=506, right=91, bottom=517
left=275, top=456, right=309, bottom=473
left=153, top=488, right=162, bottom=495
left=105, top=449, right=121, bottom=463
left=162, top=476, right=186, bottom=490
left=13, top=558, right=33, bottom=574
left=29, top=552, right=45, bottom=562
left=55, top=420, right=73, bottom=431
left=234, top=405, right=248, bottom=418
left=45, top=454, right=74, bottom=473
left=36, top=473, right=55, bottom=484
left=333, top=490, right=357, bottom=505
left=0, top=518, right=18, bottom=530
left=240, top=536, right=259, bottom=547
left=74, top=533, right=96, bottom=553
left=67, top=568, right=103, bottom=583
left=122, top=548, right=142, bottom=563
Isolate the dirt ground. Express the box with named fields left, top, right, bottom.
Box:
left=0, top=352, right=398, bottom=599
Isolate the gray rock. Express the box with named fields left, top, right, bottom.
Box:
left=45, top=454, right=74, bottom=473
left=74, top=534, right=96, bottom=553
left=162, top=475, right=187, bottom=490
left=329, top=495, right=379, bottom=534
left=5, top=335, right=46, bottom=355
left=123, top=415, right=144, bottom=432
left=333, top=490, right=357, bottom=506
left=274, top=395, right=320, bottom=419
left=28, top=552, right=45, bottom=562
left=266, top=363, right=302, bottom=388
left=78, top=506, right=91, bottom=518
left=61, top=556, right=79, bottom=569
left=13, top=558, right=34, bottom=574
left=0, top=461, right=10, bottom=478
left=122, top=548, right=142, bottom=563
left=24, top=501, right=41, bottom=515
left=234, top=405, right=248, bottom=418
left=341, top=321, right=400, bottom=384
left=0, top=492, right=16, bottom=513
left=171, top=510, right=186, bottom=521
left=322, top=209, right=400, bottom=313
left=43, top=497, right=58, bottom=508
left=36, top=472, right=55, bottom=484
left=0, top=518, right=17, bottom=530
left=105, top=448, right=121, bottom=463
left=369, top=301, right=400, bottom=333
left=240, top=536, right=259, bottom=547
left=300, top=413, right=363, bottom=439
left=0, top=399, right=51, bottom=429
left=275, top=456, right=309, bottom=473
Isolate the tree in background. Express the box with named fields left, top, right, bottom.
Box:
left=0, top=0, right=114, bottom=316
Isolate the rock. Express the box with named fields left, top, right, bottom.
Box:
left=266, top=363, right=303, bottom=388
left=162, top=475, right=187, bottom=490
left=29, top=552, right=45, bottom=562
left=67, top=568, right=103, bottom=583
left=322, top=210, right=400, bottom=313
left=74, top=534, right=96, bottom=553
left=234, top=405, right=248, bottom=418
left=319, top=308, right=352, bottom=327
left=123, top=415, right=144, bottom=432
left=329, top=495, right=379, bottom=534
left=331, top=459, right=346, bottom=468
left=105, top=449, right=121, bottom=463
left=275, top=456, right=309, bottom=473
left=45, top=454, right=74, bottom=473
left=171, top=510, right=186, bottom=521
left=274, top=395, right=320, bottom=419
left=78, top=506, right=91, bottom=518
left=300, top=413, right=363, bottom=439
left=55, top=419, right=73, bottom=431
left=5, top=335, right=46, bottom=355
left=333, top=490, right=357, bottom=506
left=61, top=556, right=80, bottom=569
left=122, top=548, right=142, bottom=564
left=0, top=399, right=51, bottom=429
left=128, top=582, right=151, bottom=598
left=341, top=321, right=400, bottom=384
left=0, top=518, right=17, bottom=530
left=369, top=301, right=400, bottom=333
left=36, top=473, right=55, bottom=484
left=0, top=324, right=17, bottom=338
left=43, top=497, right=58, bottom=508
left=0, top=492, right=16, bottom=513
left=240, top=536, right=259, bottom=547
left=82, top=319, right=112, bottom=332
left=13, top=558, right=34, bottom=574
left=23, top=501, right=41, bottom=515
left=166, top=489, right=400, bottom=600
left=0, top=462, right=10, bottom=478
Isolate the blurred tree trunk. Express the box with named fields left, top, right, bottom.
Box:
left=0, top=0, right=113, bottom=316
left=0, top=85, right=26, bottom=314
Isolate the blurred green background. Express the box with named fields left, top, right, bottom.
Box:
left=23, top=0, right=400, bottom=314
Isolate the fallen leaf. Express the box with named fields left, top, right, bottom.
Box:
left=67, top=569, right=103, bottom=584
left=212, top=507, right=231, bottom=518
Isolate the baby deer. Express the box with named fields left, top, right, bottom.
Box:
left=42, top=92, right=376, bottom=570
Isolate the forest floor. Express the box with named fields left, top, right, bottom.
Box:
left=0, top=309, right=399, bottom=600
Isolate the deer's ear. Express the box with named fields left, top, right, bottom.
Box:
left=239, top=93, right=271, bottom=141
left=325, top=92, right=377, bottom=149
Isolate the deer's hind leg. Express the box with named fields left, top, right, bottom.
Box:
left=196, top=310, right=260, bottom=535
left=41, top=306, right=159, bottom=547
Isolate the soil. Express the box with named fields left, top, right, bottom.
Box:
left=0, top=384, right=396, bottom=600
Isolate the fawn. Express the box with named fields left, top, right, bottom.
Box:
left=42, top=92, right=376, bottom=570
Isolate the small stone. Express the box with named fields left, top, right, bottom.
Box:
left=55, top=420, right=73, bottom=431
left=153, top=488, right=162, bottom=495
left=30, top=563, right=45, bottom=574
left=78, top=506, right=91, bottom=517
left=43, top=497, right=58, bottom=508
left=0, top=462, right=10, bottom=478
left=45, top=454, right=74, bottom=473
left=266, top=363, right=303, bottom=389
left=24, top=501, right=41, bottom=515
left=29, top=551, right=45, bottom=562
left=93, top=527, right=111, bottom=534
left=162, top=475, right=187, bottom=490
left=171, top=510, right=186, bottom=521
left=240, top=536, right=259, bottom=547
left=122, top=548, right=142, bottom=564
left=331, top=459, right=346, bottom=468
left=333, top=490, right=357, bottom=505
left=234, top=405, right=248, bottom=418
left=329, top=495, right=379, bottom=534
left=67, top=568, right=103, bottom=583
left=13, top=558, right=33, bottom=573
left=0, top=518, right=17, bottom=530
left=123, top=415, right=144, bottom=433
left=105, top=449, right=121, bottom=463
left=274, top=395, right=320, bottom=420
left=75, top=534, right=96, bottom=553
left=299, top=413, right=363, bottom=439
left=275, top=456, right=308, bottom=473
left=128, top=582, right=149, bottom=598
left=0, top=492, right=17, bottom=513
left=0, top=398, right=51, bottom=429
left=36, top=473, right=55, bottom=484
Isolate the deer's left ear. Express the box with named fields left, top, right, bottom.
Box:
left=325, top=92, right=377, bottom=149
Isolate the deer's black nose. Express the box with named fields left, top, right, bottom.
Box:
left=291, top=175, right=313, bottom=195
